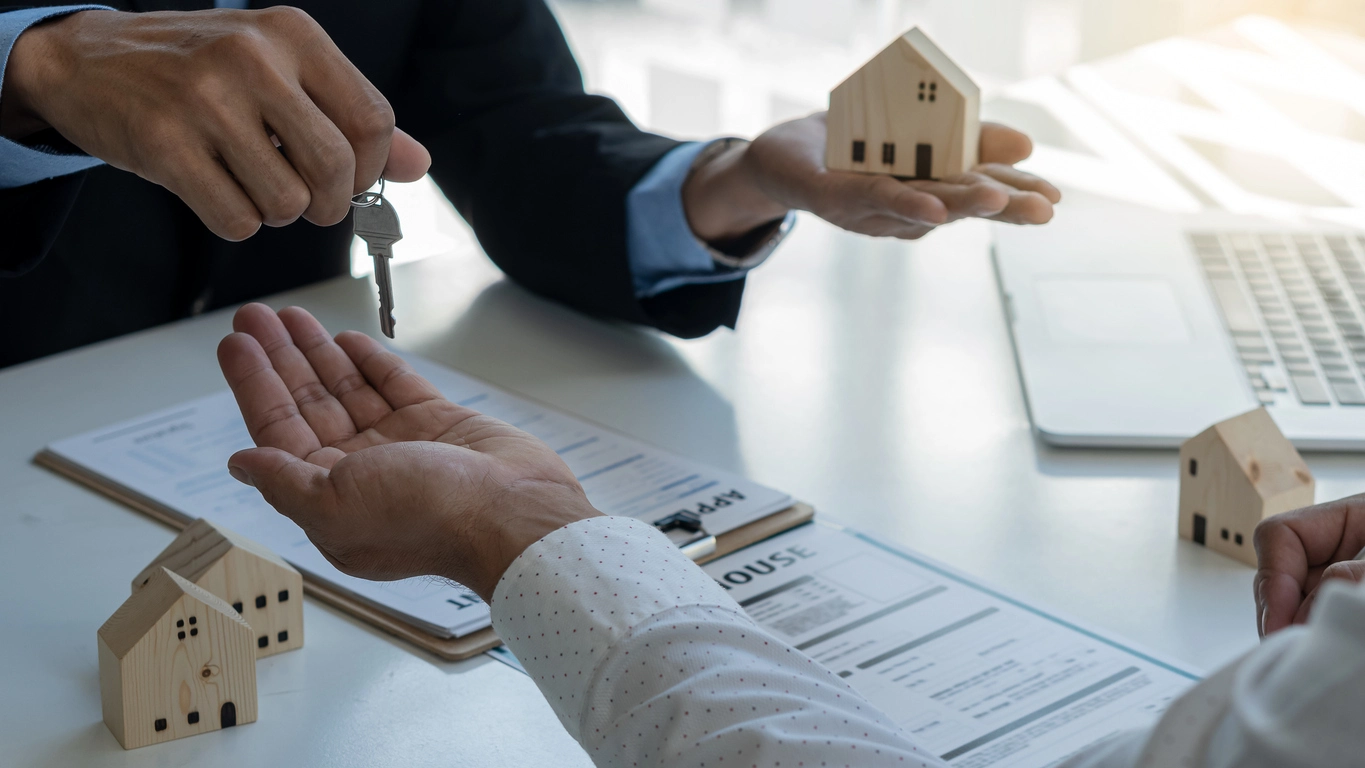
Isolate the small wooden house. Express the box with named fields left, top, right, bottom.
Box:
left=826, top=27, right=980, bottom=181
left=98, top=567, right=258, bottom=749
left=133, top=519, right=303, bottom=658
left=1178, top=408, right=1314, bottom=566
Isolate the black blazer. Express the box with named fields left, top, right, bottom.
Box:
left=0, top=0, right=748, bottom=369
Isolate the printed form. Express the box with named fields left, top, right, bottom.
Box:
left=46, top=357, right=791, bottom=638
left=701, top=523, right=1198, bottom=768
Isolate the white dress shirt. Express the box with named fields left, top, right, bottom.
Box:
left=491, top=516, right=1365, bottom=768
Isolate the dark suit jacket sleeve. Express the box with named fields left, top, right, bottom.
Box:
left=390, top=0, right=746, bottom=339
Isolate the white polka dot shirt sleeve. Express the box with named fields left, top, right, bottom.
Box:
left=490, top=516, right=943, bottom=768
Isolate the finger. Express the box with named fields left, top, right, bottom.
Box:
left=218, top=329, right=324, bottom=459
left=1257, top=571, right=1304, bottom=637
left=156, top=149, right=262, bottom=242
left=277, top=306, right=393, bottom=431
left=334, top=331, right=445, bottom=410
left=296, top=39, right=392, bottom=193
left=227, top=446, right=339, bottom=523
left=975, top=163, right=1062, bottom=204
left=212, top=118, right=313, bottom=228
left=262, top=88, right=356, bottom=227
left=383, top=126, right=432, bottom=183
left=979, top=122, right=1033, bottom=165
left=988, top=190, right=1056, bottom=226
left=231, top=303, right=361, bottom=449
left=906, top=174, right=1010, bottom=221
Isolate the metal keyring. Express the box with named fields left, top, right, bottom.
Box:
left=351, top=178, right=385, bottom=208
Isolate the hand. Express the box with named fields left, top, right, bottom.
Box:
left=217, top=303, right=601, bottom=600
left=1, top=8, right=431, bottom=241
left=1254, top=494, right=1365, bottom=637
left=683, top=113, right=1060, bottom=244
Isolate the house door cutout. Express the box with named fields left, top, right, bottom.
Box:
left=1192, top=513, right=1207, bottom=546
left=915, top=144, right=933, bottom=180
left=221, top=702, right=237, bottom=728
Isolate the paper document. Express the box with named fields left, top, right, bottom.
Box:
left=46, top=357, right=791, bottom=638
left=701, top=523, right=1198, bottom=767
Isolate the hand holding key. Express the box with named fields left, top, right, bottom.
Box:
left=1, top=8, right=431, bottom=240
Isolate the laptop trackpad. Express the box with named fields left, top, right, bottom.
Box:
left=1035, top=276, right=1192, bottom=345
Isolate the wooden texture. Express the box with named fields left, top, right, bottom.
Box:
left=37, top=449, right=814, bottom=661
left=98, top=568, right=258, bottom=749
left=826, top=27, right=980, bottom=180
left=1178, top=408, right=1314, bottom=566
left=134, top=519, right=305, bottom=658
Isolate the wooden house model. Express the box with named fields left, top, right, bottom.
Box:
left=826, top=27, right=980, bottom=181
left=133, top=519, right=303, bottom=658
left=1178, top=408, right=1314, bottom=566
left=98, top=567, right=258, bottom=749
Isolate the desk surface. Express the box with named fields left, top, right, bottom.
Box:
left=6, top=212, right=1364, bottom=767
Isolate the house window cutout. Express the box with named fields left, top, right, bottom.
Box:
left=1235, top=533, right=1244, bottom=545
left=1189, top=459, right=1198, bottom=476
left=187, top=711, right=200, bottom=725
left=277, top=630, right=289, bottom=643
left=1221, top=528, right=1230, bottom=540
left=188, top=616, right=196, bottom=625
left=278, top=590, right=289, bottom=603
left=882, top=142, right=896, bottom=165
left=221, top=702, right=237, bottom=729
left=1192, top=513, right=1206, bottom=545
left=851, top=140, right=865, bottom=163
left=154, top=718, right=167, bottom=732
left=176, top=620, right=184, bottom=628
left=232, top=601, right=243, bottom=614
left=190, top=628, right=198, bottom=637
left=177, top=631, right=186, bottom=640
left=915, top=144, right=933, bottom=180
left=255, top=595, right=267, bottom=609
left=258, top=636, right=269, bottom=649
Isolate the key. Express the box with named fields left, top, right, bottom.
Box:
left=353, top=193, right=403, bottom=339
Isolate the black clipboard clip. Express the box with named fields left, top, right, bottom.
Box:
left=653, top=510, right=717, bottom=561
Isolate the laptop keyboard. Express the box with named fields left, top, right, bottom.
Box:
left=1192, top=231, right=1365, bottom=407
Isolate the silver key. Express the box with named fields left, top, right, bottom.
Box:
left=352, top=191, right=403, bottom=338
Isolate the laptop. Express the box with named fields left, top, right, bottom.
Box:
left=992, top=194, right=1365, bottom=450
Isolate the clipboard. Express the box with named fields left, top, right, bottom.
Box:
left=35, top=448, right=814, bottom=661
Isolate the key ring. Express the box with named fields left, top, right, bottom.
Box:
left=351, top=178, right=385, bottom=208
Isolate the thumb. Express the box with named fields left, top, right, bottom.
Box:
left=382, top=126, right=431, bottom=183
left=228, top=447, right=336, bottom=524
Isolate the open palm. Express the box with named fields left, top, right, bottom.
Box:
left=217, top=303, right=597, bottom=599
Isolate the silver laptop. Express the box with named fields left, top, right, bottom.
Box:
left=992, top=195, right=1365, bottom=450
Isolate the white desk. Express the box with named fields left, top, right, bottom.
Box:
left=6, top=214, right=1362, bottom=766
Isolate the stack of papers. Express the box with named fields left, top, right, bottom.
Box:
left=45, top=358, right=792, bottom=638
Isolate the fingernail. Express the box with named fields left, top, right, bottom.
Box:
left=228, top=465, right=253, bottom=487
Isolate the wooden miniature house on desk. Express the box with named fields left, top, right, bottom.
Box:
left=826, top=27, right=980, bottom=181
left=1178, top=408, right=1314, bottom=566
left=98, top=568, right=258, bottom=749
left=132, top=518, right=304, bottom=657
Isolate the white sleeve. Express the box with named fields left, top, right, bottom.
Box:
left=1061, top=579, right=1365, bottom=768
left=490, top=516, right=944, bottom=768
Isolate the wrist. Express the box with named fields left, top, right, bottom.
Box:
left=0, top=11, right=79, bottom=139
left=683, top=140, right=790, bottom=243
left=452, top=481, right=603, bottom=601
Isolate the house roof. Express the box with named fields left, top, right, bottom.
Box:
left=1192, top=408, right=1312, bottom=499
left=99, top=567, right=248, bottom=659
left=833, top=27, right=978, bottom=101
left=132, top=518, right=297, bottom=593
left=897, top=28, right=978, bottom=101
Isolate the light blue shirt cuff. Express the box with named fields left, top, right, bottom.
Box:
left=0, top=6, right=111, bottom=189
left=627, top=141, right=769, bottom=299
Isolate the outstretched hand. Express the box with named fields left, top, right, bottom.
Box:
left=217, top=303, right=599, bottom=600
left=684, top=113, right=1061, bottom=244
